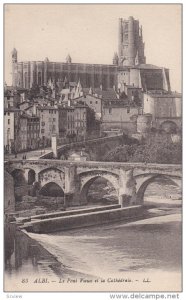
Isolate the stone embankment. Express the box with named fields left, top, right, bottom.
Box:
left=20, top=205, right=144, bottom=233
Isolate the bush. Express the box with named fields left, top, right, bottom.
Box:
left=103, top=133, right=182, bottom=164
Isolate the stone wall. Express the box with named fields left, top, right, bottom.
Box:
left=4, top=171, right=15, bottom=213
left=27, top=205, right=144, bottom=233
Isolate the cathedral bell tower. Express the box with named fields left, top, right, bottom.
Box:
left=118, top=17, right=146, bottom=66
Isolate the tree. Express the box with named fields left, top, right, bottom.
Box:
left=86, top=107, right=96, bottom=133
left=102, top=133, right=182, bottom=164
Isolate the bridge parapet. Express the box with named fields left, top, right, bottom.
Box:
left=5, top=159, right=182, bottom=175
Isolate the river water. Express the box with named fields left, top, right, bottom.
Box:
left=4, top=181, right=182, bottom=292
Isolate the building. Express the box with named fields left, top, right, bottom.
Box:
left=118, top=64, right=171, bottom=93
left=10, top=17, right=154, bottom=92
left=74, top=104, right=87, bottom=138
left=4, top=84, right=27, bottom=108
left=58, top=105, right=75, bottom=138
left=11, top=16, right=172, bottom=98
left=11, top=49, right=117, bottom=90
left=18, top=114, right=28, bottom=151
left=101, top=100, right=139, bottom=133
left=37, top=106, right=59, bottom=145
left=9, top=16, right=181, bottom=138
left=4, top=108, right=21, bottom=153
left=4, top=90, right=14, bottom=109
left=4, top=108, right=40, bottom=153
left=143, top=91, right=182, bottom=132
left=26, top=115, right=40, bottom=150
left=81, top=93, right=102, bottom=120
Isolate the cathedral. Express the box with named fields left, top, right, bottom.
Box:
left=11, top=16, right=170, bottom=92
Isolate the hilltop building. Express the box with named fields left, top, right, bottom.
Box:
left=11, top=16, right=170, bottom=94
left=7, top=15, right=181, bottom=149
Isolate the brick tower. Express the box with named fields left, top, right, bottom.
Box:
left=118, top=16, right=146, bottom=66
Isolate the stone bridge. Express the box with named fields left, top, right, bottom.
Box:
left=5, top=160, right=182, bottom=207
left=41, top=134, right=132, bottom=161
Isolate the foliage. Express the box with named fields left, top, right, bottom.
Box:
left=104, top=133, right=182, bottom=164
left=86, top=107, right=98, bottom=133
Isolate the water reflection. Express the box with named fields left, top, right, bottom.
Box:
left=4, top=223, right=60, bottom=276
left=4, top=181, right=182, bottom=282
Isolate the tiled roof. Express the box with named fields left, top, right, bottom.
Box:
left=103, top=100, right=129, bottom=108
left=83, top=87, right=118, bottom=100
left=145, top=91, right=182, bottom=98
left=37, top=106, right=58, bottom=110
left=137, top=64, right=162, bottom=70
left=4, top=108, right=21, bottom=112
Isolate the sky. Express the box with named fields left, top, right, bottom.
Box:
left=4, top=4, right=182, bottom=92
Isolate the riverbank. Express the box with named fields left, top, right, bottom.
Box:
left=5, top=200, right=182, bottom=292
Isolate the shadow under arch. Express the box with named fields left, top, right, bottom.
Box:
left=11, top=168, right=26, bottom=187
left=160, top=120, right=178, bottom=133
left=39, top=182, right=64, bottom=197
left=80, top=175, right=118, bottom=204
left=27, top=169, right=36, bottom=185
left=136, top=174, right=181, bottom=204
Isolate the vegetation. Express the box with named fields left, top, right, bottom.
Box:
left=103, top=133, right=182, bottom=164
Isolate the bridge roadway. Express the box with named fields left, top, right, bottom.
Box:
left=5, top=159, right=182, bottom=207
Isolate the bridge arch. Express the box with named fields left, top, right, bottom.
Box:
left=38, top=167, right=65, bottom=191
left=160, top=120, right=178, bottom=133
left=79, top=170, right=119, bottom=203
left=39, top=182, right=64, bottom=197
left=135, top=174, right=181, bottom=204
left=27, top=169, right=36, bottom=185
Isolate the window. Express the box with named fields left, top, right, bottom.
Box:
left=127, top=107, right=130, bottom=114
left=8, top=112, right=10, bottom=116
left=53, top=118, right=56, bottom=121
left=41, top=129, right=45, bottom=134
left=90, top=101, right=92, bottom=104
left=109, top=108, right=112, bottom=114
left=96, top=101, right=98, bottom=104
left=124, top=33, right=128, bottom=39
left=8, top=119, right=10, bottom=124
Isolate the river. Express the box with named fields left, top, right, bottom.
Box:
left=4, top=181, right=182, bottom=292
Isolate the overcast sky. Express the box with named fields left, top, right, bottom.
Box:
left=4, top=4, right=182, bottom=92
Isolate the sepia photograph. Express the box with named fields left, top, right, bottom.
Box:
left=3, top=3, right=182, bottom=293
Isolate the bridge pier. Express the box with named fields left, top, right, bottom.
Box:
left=119, top=169, right=137, bottom=207
left=64, top=166, right=83, bottom=207
left=23, top=169, right=30, bottom=182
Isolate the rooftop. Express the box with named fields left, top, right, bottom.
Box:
left=145, top=90, right=182, bottom=98
left=4, top=108, right=21, bottom=113
left=83, top=87, right=118, bottom=100
left=37, top=106, right=58, bottom=110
